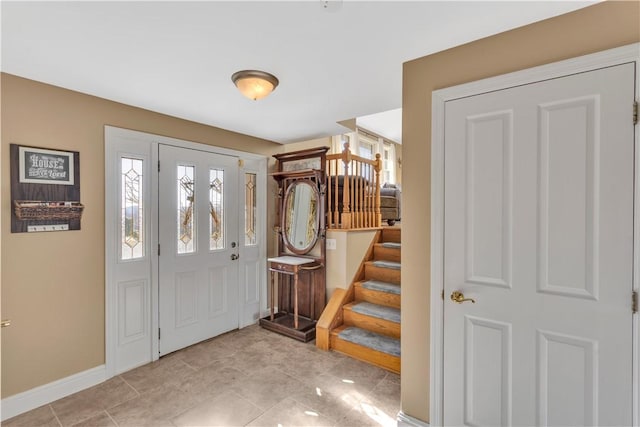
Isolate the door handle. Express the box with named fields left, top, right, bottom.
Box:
left=450, top=291, right=475, bottom=304
left=1, top=319, right=11, bottom=328
left=231, top=254, right=239, bottom=261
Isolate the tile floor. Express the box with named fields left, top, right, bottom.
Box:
left=4, top=325, right=400, bottom=427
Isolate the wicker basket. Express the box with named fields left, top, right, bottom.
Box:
left=14, top=200, right=84, bottom=221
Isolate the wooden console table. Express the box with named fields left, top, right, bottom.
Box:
left=260, top=255, right=323, bottom=342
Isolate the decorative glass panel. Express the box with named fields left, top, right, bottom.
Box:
left=209, top=169, right=224, bottom=250
left=245, top=173, right=257, bottom=246
left=177, top=165, right=195, bottom=254
left=121, top=157, right=144, bottom=260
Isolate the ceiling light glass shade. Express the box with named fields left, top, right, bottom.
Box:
left=231, top=70, right=279, bottom=101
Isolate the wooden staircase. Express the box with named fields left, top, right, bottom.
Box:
left=317, top=227, right=401, bottom=373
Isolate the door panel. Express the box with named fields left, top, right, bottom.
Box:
left=464, top=316, right=512, bottom=426
left=159, top=144, right=239, bottom=355
left=466, top=111, right=513, bottom=289
left=208, top=266, right=228, bottom=317
left=444, top=63, right=635, bottom=426
left=539, top=97, right=599, bottom=300
left=537, top=330, right=597, bottom=426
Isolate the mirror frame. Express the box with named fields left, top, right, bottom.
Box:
left=281, top=179, right=320, bottom=255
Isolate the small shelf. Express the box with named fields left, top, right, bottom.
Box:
left=14, top=200, right=84, bottom=221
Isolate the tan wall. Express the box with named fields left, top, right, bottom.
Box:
left=0, top=74, right=282, bottom=398
left=401, top=1, right=640, bottom=422
left=282, top=136, right=332, bottom=153
left=325, top=229, right=378, bottom=298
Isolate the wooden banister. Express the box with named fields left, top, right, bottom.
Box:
left=326, top=143, right=382, bottom=230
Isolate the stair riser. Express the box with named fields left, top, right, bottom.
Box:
left=381, top=228, right=401, bottom=243
left=355, top=286, right=401, bottom=309
left=373, top=246, right=401, bottom=263
left=344, top=309, right=400, bottom=339
left=330, top=334, right=400, bottom=374
left=365, top=264, right=401, bottom=284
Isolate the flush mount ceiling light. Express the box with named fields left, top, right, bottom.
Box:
left=231, top=70, right=279, bottom=101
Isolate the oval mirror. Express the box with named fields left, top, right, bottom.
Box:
left=282, top=181, right=319, bottom=254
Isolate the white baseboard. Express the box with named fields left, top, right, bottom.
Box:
left=1, top=365, right=107, bottom=421
left=397, top=411, right=430, bottom=427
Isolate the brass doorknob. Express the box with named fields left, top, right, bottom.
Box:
left=1, top=319, right=11, bottom=328
left=450, top=291, right=475, bottom=304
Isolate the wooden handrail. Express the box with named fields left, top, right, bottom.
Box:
left=326, top=142, right=382, bottom=229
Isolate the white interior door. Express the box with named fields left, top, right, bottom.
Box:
left=443, top=63, right=635, bottom=426
left=159, top=144, right=239, bottom=355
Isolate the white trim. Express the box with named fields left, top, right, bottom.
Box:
left=237, top=157, right=268, bottom=328
left=430, top=83, right=446, bottom=427
left=150, top=144, right=160, bottom=363
left=0, top=365, right=106, bottom=421
left=105, top=130, right=155, bottom=377
left=430, top=43, right=640, bottom=427
left=104, top=126, right=266, bottom=160
left=105, top=126, right=268, bottom=378
left=397, top=411, right=430, bottom=427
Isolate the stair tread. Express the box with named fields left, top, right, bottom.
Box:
left=359, top=280, right=401, bottom=295
left=347, top=301, right=400, bottom=323
left=370, top=260, right=401, bottom=270
left=379, top=242, right=401, bottom=249
left=336, top=326, right=401, bottom=357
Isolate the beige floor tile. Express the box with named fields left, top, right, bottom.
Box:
left=230, top=366, right=307, bottom=410
left=175, top=336, right=239, bottom=370
left=120, top=354, right=196, bottom=395
left=69, top=411, right=116, bottom=427
left=107, top=384, right=199, bottom=427
left=247, top=397, right=334, bottom=427
left=367, top=374, right=401, bottom=416
left=2, top=405, right=61, bottom=427
left=6, top=326, right=401, bottom=427
left=50, top=376, right=138, bottom=426
left=327, top=356, right=388, bottom=393
left=288, top=380, right=358, bottom=423
left=335, top=404, right=398, bottom=427
left=213, top=325, right=269, bottom=351
left=175, top=364, right=248, bottom=399
left=268, top=345, right=343, bottom=383
left=172, top=391, right=263, bottom=427
left=342, top=394, right=399, bottom=427
left=315, top=370, right=375, bottom=397
left=219, top=339, right=286, bottom=375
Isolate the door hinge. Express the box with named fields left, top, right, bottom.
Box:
left=238, top=158, right=244, bottom=168
left=634, top=101, right=638, bottom=125
left=633, top=291, right=638, bottom=314
left=158, top=244, right=161, bottom=256
left=158, top=161, right=160, bottom=172
left=441, top=289, right=444, bottom=300
left=158, top=328, right=161, bottom=340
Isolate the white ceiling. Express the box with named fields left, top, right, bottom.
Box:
left=357, top=108, right=402, bottom=144
left=1, top=1, right=595, bottom=144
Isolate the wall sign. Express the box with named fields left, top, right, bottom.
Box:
left=10, top=144, right=82, bottom=233
left=19, top=146, right=75, bottom=185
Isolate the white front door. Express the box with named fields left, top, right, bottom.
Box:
left=443, top=63, right=635, bottom=426
left=158, top=144, right=240, bottom=355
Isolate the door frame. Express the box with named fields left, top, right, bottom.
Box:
left=105, top=126, right=268, bottom=378
left=430, top=43, right=640, bottom=427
